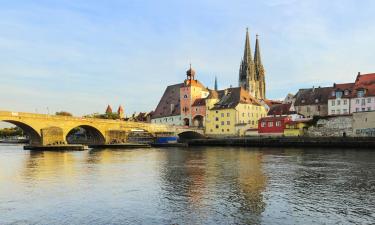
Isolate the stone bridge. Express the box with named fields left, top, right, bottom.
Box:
left=0, top=111, right=204, bottom=146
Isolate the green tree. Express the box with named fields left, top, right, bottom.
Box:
left=56, top=111, right=73, bottom=117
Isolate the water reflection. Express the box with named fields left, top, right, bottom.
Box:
left=0, top=145, right=374, bottom=225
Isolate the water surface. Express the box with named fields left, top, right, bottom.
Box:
left=0, top=144, right=374, bottom=224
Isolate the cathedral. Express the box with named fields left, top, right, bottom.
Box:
left=238, top=28, right=266, bottom=100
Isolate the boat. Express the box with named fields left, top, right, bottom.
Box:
left=0, top=136, right=29, bottom=144
left=151, top=132, right=187, bottom=147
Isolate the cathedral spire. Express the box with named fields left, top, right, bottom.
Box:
left=254, top=34, right=262, bottom=66
left=254, top=34, right=266, bottom=99
left=243, top=28, right=253, bottom=63
left=214, top=76, right=218, bottom=91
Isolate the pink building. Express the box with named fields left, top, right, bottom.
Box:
left=179, top=65, right=209, bottom=126
left=350, top=73, right=375, bottom=113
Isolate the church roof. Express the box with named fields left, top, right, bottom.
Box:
left=151, top=83, right=183, bottom=119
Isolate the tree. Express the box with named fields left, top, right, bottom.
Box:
left=56, top=111, right=73, bottom=117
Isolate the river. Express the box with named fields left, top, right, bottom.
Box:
left=0, top=144, right=374, bottom=225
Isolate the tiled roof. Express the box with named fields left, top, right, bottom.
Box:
left=328, top=82, right=354, bottom=99
left=294, top=86, right=333, bottom=106
left=211, top=87, right=261, bottom=110
left=263, top=99, right=282, bottom=107
left=207, top=89, right=225, bottom=99
left=352, top=73, right=375, bottom=97
left=192, top=98, right=206, bottom=107
left=267, top=103, right=293, bottom=116
left=151, top=83, right=183, bottom=119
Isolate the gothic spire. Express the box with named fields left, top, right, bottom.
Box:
left=254, top=34, right=262, bottom=66
left=243, top=28, right=253, bottom=63
left=214, top=76, right=218, bottom=91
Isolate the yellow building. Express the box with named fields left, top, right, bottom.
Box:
left=205, top=87, right=267, bottom=136
left=283, top=120, right=310, bottom=136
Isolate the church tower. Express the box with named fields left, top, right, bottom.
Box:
left=254, top=34, right=265, bottom=99
left=239, top=28, right=256, bottom=95
left=238, top=29, right=266, bottom=99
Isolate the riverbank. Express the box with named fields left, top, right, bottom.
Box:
left=188, top=136, right=375, bottom=148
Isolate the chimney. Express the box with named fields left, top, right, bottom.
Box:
left=358, top=72, right=361, bottom=76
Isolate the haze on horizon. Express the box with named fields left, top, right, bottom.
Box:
left=1, top=0, right=374, bottom=120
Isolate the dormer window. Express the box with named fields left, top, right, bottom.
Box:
left=357, top=90, right=365, bottom=98
left=344, top=90, right=349, bottom=95
left=301, top=99, right=305, bottom=103
left=331, top=91, right=335, bottom=97
left=335, top=91, right=343, bottom=98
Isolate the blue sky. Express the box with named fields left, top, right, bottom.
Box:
left=0, top=0, right=375, bottom=118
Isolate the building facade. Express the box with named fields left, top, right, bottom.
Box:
left=293, top=86, right=332, bottom=118
left=350, top=73, right=375, bottom=113
left=238, top=29, right=266, bottom=100
left=151, top=66, right=209, bottom=127
left=205, top=87, right=267, bottom=136
left=328, top=83, right=354, bottom=115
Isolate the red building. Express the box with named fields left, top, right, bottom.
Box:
left=258, top=116, right=291, bottom=135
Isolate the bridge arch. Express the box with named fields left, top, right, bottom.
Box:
left=178, top=131, right=205, bottom=140
left=1, top=120, right=41, bottom=145
left=66, top=125, right=105, bottom=145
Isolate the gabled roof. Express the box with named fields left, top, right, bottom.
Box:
left=207, top=89, right=225, bottom=100
left=352, top=73, right=375, bottom=97
left=267, top=103, right=293, bottom=116
left=294, top=86, right=333, bottom=106
left=329, top=82, right=354, bottom=99
left=151, top=83, right=183, bottom=119
left=211, top=87, right=261, bottom=110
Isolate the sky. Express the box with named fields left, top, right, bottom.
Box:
left=0, top=0, right=375, bottom=120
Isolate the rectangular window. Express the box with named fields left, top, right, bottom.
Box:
left=343, top=109, right=348, bottom=114
left=368, top=98, right=371, bottom=103
left=356, top=108, right=359, bottom=112
left=261, top=122, right=266, bottom=127
left=367, top=107, right=371, bottom=111
left=337, top=109, right=341, bottom=114
left=242, top=113, right=245, bottom=117
left=362, top=108, right=365, bottom=111
left=331, top=110, right=335, bottom=114
left=331, top=101, right=335, bottom=106
left=276, top=121, right=281, bottom=127
left=344, top=100, right=347, bottom=105
left=221, top=121, right=224, bottom=125
left=268, top=122, right=273, bottom=127
left=227, top=113, right=230, bottom=117
left=227, top=121, right=230, bottom=125
left=337, top=100, right=341, bottom=105
left=356, top=99, right=360, bottom=104
left=221, top=113, right=224, bottom=117
left=361, top=99, right=366, bottom=106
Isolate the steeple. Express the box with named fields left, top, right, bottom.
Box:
left=243, top=28, right=253, bottom=64
left=254, top=34, right=262, bottom=68
left=214, top=76, right=218, bottom=91
left=105, top=105, right=112, bottom=114
left=239, top=28, right=255, bottom=93
left=254, top=34, right=266, bottom=99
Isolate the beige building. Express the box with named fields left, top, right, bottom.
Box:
left=353, top=111, right=375, bottom=137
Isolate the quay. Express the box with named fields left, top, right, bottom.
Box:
left=24, top=144, right=87, bottom=151
left=89, top=143, right=151, bottom=149
left=188, top=136, right=375, bottom=149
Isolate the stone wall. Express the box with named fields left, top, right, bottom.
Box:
left=353, top=111, right=375, bottom=137
left=41, top=127, right=65, bottom=145
left=306, top=115, right=353, bottom=137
